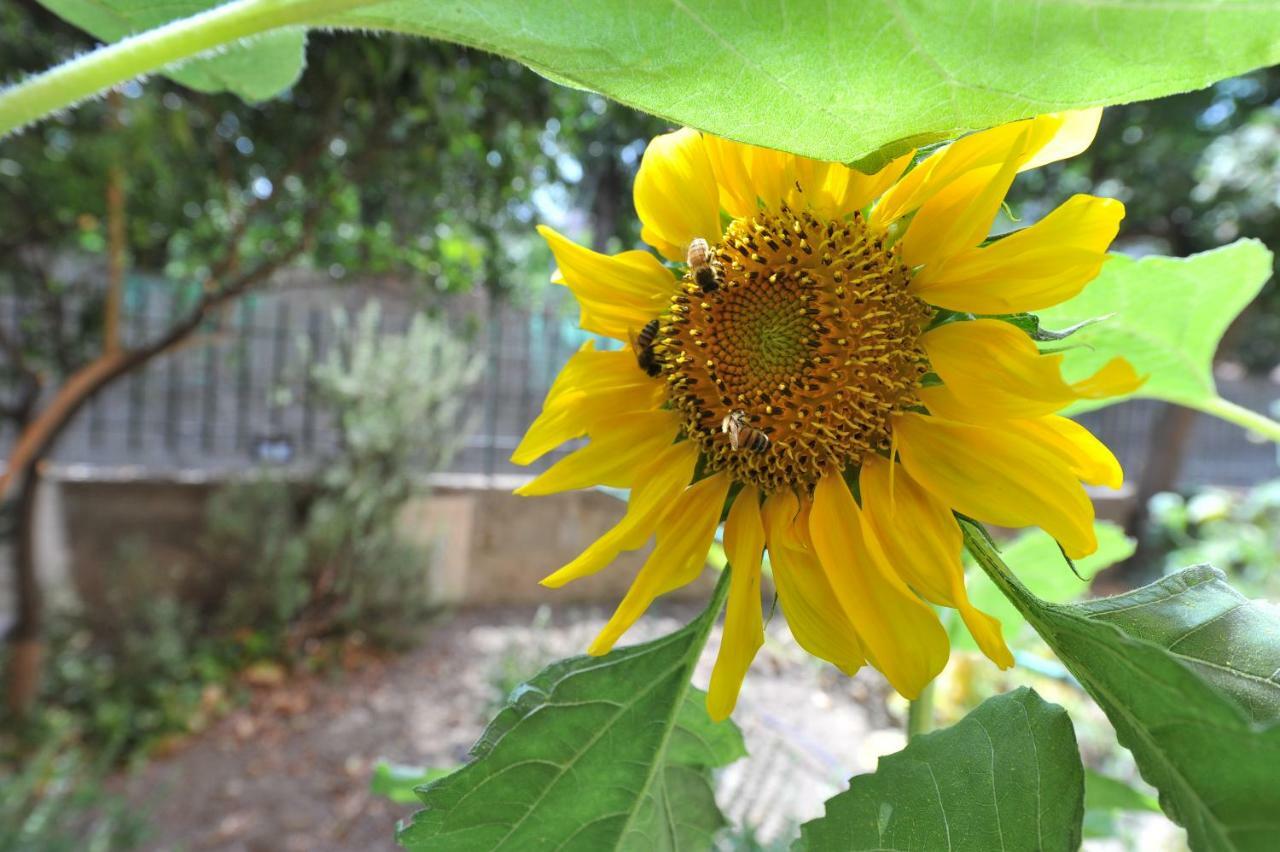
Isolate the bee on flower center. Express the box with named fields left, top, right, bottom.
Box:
left=721, top=410, right=770, bottom=453
left=664, top=207, right=931, bottom=492
left=687, top=237, right=721, bottom=293
left=630, top=317, right=663, bottom=377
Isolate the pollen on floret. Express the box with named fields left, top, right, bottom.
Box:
left=658, top=206, right=931, bottom=493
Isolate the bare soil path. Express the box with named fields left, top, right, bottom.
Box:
left=119, top=602, right=897, bottom=851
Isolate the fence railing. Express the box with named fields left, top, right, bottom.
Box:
left=3, top=275, right=1278, bottom=489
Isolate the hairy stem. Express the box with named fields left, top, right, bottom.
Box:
left=1198, top=396, right=1280, bottom=445
left=0, top=0, right=374, bottom=138
left=905, top=679, right=936, bottom=740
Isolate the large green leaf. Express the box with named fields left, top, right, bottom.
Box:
left=964, top=522, right=1280, bottom=851
left=1039, top=240, right=1275, bottom=415
left=796, top=688, right=1084, bottom=852
left=21, top=0, right=1280, bottom=159
left=35, top=0, right=306, bottom=101
left=1075, top=564, right=1280, bottom=725
left=397, top=572, right=744, bottom=851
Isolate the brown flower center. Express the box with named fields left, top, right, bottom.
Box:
left=657, top=206, right=931, bottom=493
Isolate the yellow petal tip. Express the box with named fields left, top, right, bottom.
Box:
left=706, top=703, right=732, bottom=723
left=538, top=567, right=575, bottom=588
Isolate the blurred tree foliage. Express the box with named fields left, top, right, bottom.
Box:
left=1010, top=67, right=1280, bottom=372
left=0, top=0, right=666, bottom=716
left=0, top=1, right=665, bottom=301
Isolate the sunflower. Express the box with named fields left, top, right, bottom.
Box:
left=513, top=112, right=1142, bottom=720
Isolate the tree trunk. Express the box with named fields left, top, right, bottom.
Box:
left=6, top=457, right=43, bottom=717
left=589, top=155, right=623, bottom=253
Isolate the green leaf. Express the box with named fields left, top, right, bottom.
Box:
left=964, top=522, right=1280, bottom=851
left=310, top=1, right=1280, bottom=161
left=35, top=0, right=306, bottom=101
left=1073, top=565, right=1280, bottom=725
left=796, top=687, right=1084, bottom=852
left=371, top=762, right=450, bottom=805
left=1084, top=768, right=1159, bottom=815
left=951, top=522, right=1134, bottom=652
left=1083, top=768, right=1161, bottom=840
left=397, top=572, right=744, bottom=851
left=21, top=0, right=1280, bottom=159
left=1038, top=241, right=1275, bottom=415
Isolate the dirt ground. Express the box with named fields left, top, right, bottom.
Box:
left=117, top=601, right=902, bottom=852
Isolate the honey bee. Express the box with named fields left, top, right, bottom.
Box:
left=687, top=238, right=721, bottom=293
left=721, top=410, right=770, bottom=453
left=631, top=318, right=662, bottom=377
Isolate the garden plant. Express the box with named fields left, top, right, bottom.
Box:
left=4, top=2, right=1280, bottom=850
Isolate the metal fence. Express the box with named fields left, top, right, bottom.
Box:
left=2, top=274, right=1278, bottom=489
left=0, top=274, right=593, bottom=480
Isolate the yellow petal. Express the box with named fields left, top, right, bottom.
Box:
left=762, top=490, right=866, bottom=675
left=515, top=409, right=681, bottom=496
left=785, top=155, right=836, bottom=212
left=859, top=456, right=1012, bottom=669
left=1071, top=357, right=1145, bottom=400
left=909, top=194, right=1124, bottom=312
left=894, top=412, right=1098, bottom=558
left=703, top=134, right=761, bottom=219
left=808, top=471, right=949, bottom=698
left=588, top=473, right=731, bottom=655
left=901, top=126, right=1029, bottom=270
left=540, top=440, right=699, bottom=588
left=1014, top=416, right=1124, bottom=490
left=919, top=319, right=1143, bottom=422
left=707, top=486, right=766, bottom=721
left=745, top=145, right=797, bottom=214
left=872, top=114, right=1066, bottom=229
left=702, top=132, right=912, bottom=221
left=783, top=150, right=916, bottom=220
left=703, top=134, right=809, bottom=216
left=538, top=225, right=674, bottom=341
left=512, top=344, right=665, bottom=465
left=1019, top=108, right=1102, bottom=173
left=822, top=150, right=916, bottom=217
left=634, top=128, right=722, bottom=262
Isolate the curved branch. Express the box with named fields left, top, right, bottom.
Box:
left=0, top=219, right=315, bottom=498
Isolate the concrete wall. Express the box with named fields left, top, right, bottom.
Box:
left=11, top=473, right=1130, bottom=623
left=397, top=485, right=716, bottom=606
left=31, top=474, right=713, bottom=614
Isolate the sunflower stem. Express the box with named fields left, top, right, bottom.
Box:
left=1197, top=396, right=1280, bottom=445
left=0, top=0, right=376, bottom=139
left=959, top=518, right=1039, bottom=620
left=905, top=680, right=936, bottom=740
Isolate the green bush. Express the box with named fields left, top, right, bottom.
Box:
left=200, top=477, right=313, bottom=645
left=33, top=542, right=233, bottom=758
left=1150, top=479, right=1280, bottom=597
left=0, top=722, right=148, bottom=852
left=168, top=302, right=480, bottom=653
left=22, top=305, right=479, bottom=763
